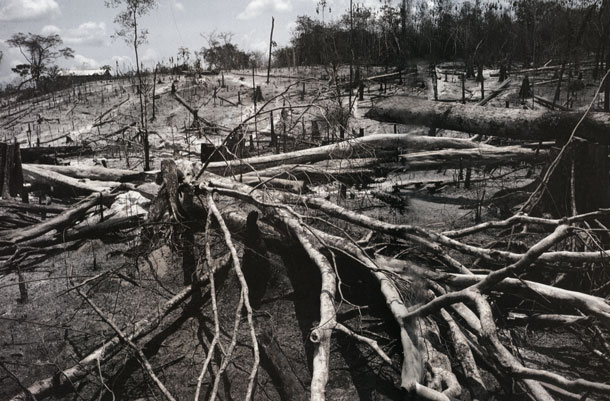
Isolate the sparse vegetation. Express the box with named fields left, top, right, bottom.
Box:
left=1, top=1, right=610, bottom=401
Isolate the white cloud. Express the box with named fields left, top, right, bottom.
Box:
left=110, top=55, right=133, bottom=73
left=112, top=55, right=132, bottom=65
left=237, top=0, right=292, bottom=20
left=140, top=48, right=160, bottom=68
left=285, top=21, right=297, bottom=34
left=0, top=39, right=23, bottom=85
left=64, top=22, right=107, bottom=46
left=72, top=54, right=99, bottom=70
left=41, top=24, right=61, bottom=35
left=174, top=1, right=184, bottom=12
left=0, top=0, right=60, bottom=22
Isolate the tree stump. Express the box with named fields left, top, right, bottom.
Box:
left=0, top=140, right=25, bottom=201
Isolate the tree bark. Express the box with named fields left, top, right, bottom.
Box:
left=22, top=164, right=118, bottom=195
left=2, top=142, right=15, bottom=199
left=267, top=17, right=275, bottom=84
left=401, top=145, right=549, bottom=170
left=25, top=164, right=146, bottom=182
left=366, top=97, right=610, bottom=144
left=205, top=134, right=487, bottom=176
left=0, top=192, right=116, bottom=245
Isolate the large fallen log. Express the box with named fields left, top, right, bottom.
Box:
left=238, top=145, right=545, bottom=185
left=203, top=134, right=489, bottom=176
left=259, top=328, right=307, bottom=401
left=239, top=175, right=308, bottom=193
left=22, top=164, right=119, bottom=194
left=365, top=97, right=610, bottom=144
left=0, top=214, right=142, bottom=261
left=25, top=164, right=146, bottom=182
left=401, top=145, right=549, bottom=170
left=241, top=158, right=398, bottom=185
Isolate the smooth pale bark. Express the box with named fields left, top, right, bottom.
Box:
left=22, top=164, right=118, bottom=194
left=241, top=158, right=399, bottom=185
left=239, top=175, right=308, bottom=193
left=239, top=145, right=542, bottom=183
left=25, top=164, right=145, bottom=182
left=401, top=146, right=549, bottom=170
left=205, top=134, right=489, bottom=176
left=365, top=97, right=610, bottom=144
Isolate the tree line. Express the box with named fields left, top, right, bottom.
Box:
left=274, top=0, right=610, bottom=73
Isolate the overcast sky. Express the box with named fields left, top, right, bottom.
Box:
left=0, top=0, right=383, bottom=85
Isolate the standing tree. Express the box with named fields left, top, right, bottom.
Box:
left=105, top=0, right=158, bottom=171
left=101, top=64, right=113, bottom=78
left=177, top=46, right=190, bottom=70
left=7, top=33, right=74, bottom=91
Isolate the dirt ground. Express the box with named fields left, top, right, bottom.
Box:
left=1, top=64, right=608, bottom=400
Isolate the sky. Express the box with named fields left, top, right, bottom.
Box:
left=0, top=0, right=383, bottom=85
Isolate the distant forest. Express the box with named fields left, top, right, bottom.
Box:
left=272, top=0, right=609, bottom=73
left=2, top=0, right=609, bottom=92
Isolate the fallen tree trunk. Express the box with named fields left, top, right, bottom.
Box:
left=238, top=145, right=545, bottom=185
left=204, top=134, right=490, bottom=176
left=366, top=97, right=610, bottom=144
left=534, top=95, right=570, bottom=111
left=239, top=175, right=308, bottom=193
left=0, top=214, right=143, bottom=261
left=259, top=328, right=308, bottom=401
left=401, top=145, right=549, bottom=170
left=94, top=95, right=130, bottom=125
left=0, top=192, right=115, bottom=245
left=241, top=157, right=399, bottom=185
left=26, top=164, right=146, bottom=182
left=22, top=164, right=119, bottom=194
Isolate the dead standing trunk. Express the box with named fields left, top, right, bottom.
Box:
left=605, top=52, right=610, bottom=112
left=132, top=9, right=150, bottom=171
left=1, top=140, right=25, bottom=201
left=266, top=17, right=275, bottom=85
